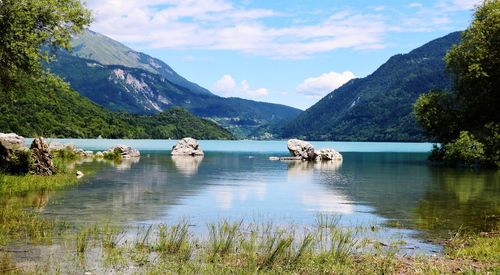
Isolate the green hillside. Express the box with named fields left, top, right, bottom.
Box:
left=46, top=30, right=302, bottom=139
left=281, top=32, right=461, bottom=141
left=0, top=73, right=234, bottom=140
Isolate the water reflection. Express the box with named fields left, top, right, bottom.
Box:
left=38, top=151, right=499, bottom=244
left=414, top=168, right=500, bottom=235
left=171, top=156, right=203, bottom=176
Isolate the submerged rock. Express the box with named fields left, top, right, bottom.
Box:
left=171, top=138, right=204, bottom=156
left=30, top=137, right=56, bottom=176
left=287, top=139, right=316, bottom=160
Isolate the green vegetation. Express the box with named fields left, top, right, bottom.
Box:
left=46, top=31, right=302, bottom=139
left=0, top=1, right=233, bottom=140
left=280, top=32, right=459, bottom=141
left=0, top=72, right=234, bottom=139
left=0, top=215, right=497, bottom=274
left=0, top=0, right=91, bottom=92
left=414, top=1, right=500, bottom=167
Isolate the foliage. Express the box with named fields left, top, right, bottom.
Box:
left=414, top=1, right=500, bottom=167
left=0, top=0, right=91, bottom=91
left=443, top=131, right=486, bottom=165
left=414, top=90, right=461, bottom=143
left=281, top=32, right=460, bottom=141
left=445, top=0, right=500, bottom=130
left=0, top=149, right=32, bottom=175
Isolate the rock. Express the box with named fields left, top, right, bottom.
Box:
left=83, top=151, right=94, bottom=158
left=0, top=133, right=25, bottom=150
left=76, top=170, right=84, bottom=178
left=315, top=148, right=343, bottom=161
left=47, top=142, right=75, bottom=152
left=109, top=145, right=140, bottom=158
left=95, top=151, right=104, bottom=158
left=29, top=137, right=56, bottom=176
left=171, top=138, right=204, bottom=156
left=0, top=133, right=30, bottom=174
left=287, top=139, right=315, bottom=160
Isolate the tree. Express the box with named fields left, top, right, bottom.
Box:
left=445, top=0, right=500, bottom=130
left=414, top=0, right=500, bottom=167
left=0, top=0, right=92, bottom=91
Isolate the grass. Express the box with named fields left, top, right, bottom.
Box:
left=0, top=215, right=498, bottom=274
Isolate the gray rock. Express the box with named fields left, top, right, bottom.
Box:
left=48, top=142, right=75, bottom=152
left=287, top=139, right=315, bottom=160
left=171, top=138, right=204, bottom=156
left=0, top=133, right=25, bottom=150
left=30, top=137, right=56, bottom=176
left=109, top=145, right=141, bottom=158
left=315, top=148, right=343, bottom=161
left=95, top=151, right=104, bottom=158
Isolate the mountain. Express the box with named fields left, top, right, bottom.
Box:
left=280, top=32, right=461, bottom=141
left=46, top=30, right=301, bottom=138
left=0, top=73, right=234, bottom=140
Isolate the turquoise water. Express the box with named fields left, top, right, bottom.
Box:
left=33, top=139, right=499, bottom=253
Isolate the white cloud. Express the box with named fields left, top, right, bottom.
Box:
left=213, top=74, right=237, bottom=95
left=213, top=75, right=268, bottom=98
left=436, top=0, right=479, bottom=11
left=87, top=0, right=388, bottom=59
left=86, top=0, right=478, bottom=59
left=408, top=2, right=423, bottom=8
left=296, top=71, right=355, bottom=97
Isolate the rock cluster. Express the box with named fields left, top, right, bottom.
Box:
left=171, top=138, right=204, bottom=156
left=286, top=139, right=342, bottom=161
left=30, top=137, right=57, bottom=176
left=105, top=145, right=141, bottom=159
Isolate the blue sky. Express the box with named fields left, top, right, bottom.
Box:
left=86, top=0, right=479, bottom=110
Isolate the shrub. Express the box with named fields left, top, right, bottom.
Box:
left=444, top=131, right=485, bottom=166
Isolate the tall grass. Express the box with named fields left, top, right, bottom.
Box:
left=155, top=221, right=192, bottom=259
left=206, top=219, right=243, bottom=261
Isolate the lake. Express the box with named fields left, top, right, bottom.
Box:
left=31, top=139, right=500, bottom=254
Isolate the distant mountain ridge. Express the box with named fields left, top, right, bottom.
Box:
left=280, top=32, right=461, bottom=141
left=47, top=30, right=301, bottom=138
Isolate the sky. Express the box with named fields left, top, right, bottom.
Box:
left=85, top=0, right=480, bottom=110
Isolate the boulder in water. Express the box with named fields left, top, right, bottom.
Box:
left=171, top=138, right=204, bottom=156
left=287, top=139, right=316, bottom=160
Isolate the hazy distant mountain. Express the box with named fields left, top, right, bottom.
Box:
left=280, top=32, right=461, bottom=141
left=46, top=30, right=301, bottom=138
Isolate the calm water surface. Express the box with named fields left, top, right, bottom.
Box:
left=34, top=140, right=500, bottom=253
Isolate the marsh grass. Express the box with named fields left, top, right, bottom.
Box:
left=206, top=219, right=243, bottom=261
left=155, top=221, right=192, bottom=259
left=1, top=211, right=498, bottom=274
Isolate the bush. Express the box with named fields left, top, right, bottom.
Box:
left=444, top=131, right=485, bottom=166
left=0, top=149, right=33, bottom=175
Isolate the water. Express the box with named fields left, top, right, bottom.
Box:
left=32, top=140, right=500, bottom=253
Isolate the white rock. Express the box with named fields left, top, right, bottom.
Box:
left=0, top=133, right=25, bottom=150
left=287, top=139, right=315, bottom=160
left=315, top=148, right=343, bottom=161
left=171, top=138, right=204, bottom=156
